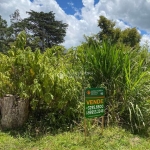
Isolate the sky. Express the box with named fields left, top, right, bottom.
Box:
left=0, top=0, right=150, bottom=48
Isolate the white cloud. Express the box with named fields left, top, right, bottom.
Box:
left=107, top=0, right=150, bottom=32
left=0, top=0, right=150, bottom=48
left=82, top=0, right=94, bottom=8
left=115, top=20, right=130, bottom=30
left=140, top=34, right=150, bottom=48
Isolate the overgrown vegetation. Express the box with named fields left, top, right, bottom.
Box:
left=0, top=31, right=150, bottom=134
left=0, top=11, right=150, bottom=149
left=81, top=41, right=150, bottom=133
left=0, top=32, right=84, bottom=130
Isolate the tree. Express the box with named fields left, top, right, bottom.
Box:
left=8, top=10, right=68, bottom=52
left=10, top=9, right=23, bottom=39
left=21, top=10, right=68, bottom=51
left=97, top=16, right=141, bottom=47
left=98, top=16, right=116, bottom=42
left=121, top=27, right=141, bottom=47
left=0, top=16, right=9, bottom=53
left=0, top=10, right=23, bottom=53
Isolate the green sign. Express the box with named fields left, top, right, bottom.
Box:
left=85, top=88, right=105, bottom=118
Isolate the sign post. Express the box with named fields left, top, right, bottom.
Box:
left=84, top=88, right=105, bottom=136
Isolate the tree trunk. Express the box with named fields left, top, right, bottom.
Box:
left=0, top=94, right=29, bottom=129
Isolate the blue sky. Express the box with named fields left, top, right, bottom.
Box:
left=56, top=0, right=83, bottom=15
left=55, top=0, right=83, bottom=19
left=55, top=0, right=100, bottom=16
left=30, top=0, right=99, bottom=15
left=0, top=0, right=150, bottom=48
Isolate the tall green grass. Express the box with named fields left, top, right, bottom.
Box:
left=82, top=41, right=150, bottom=133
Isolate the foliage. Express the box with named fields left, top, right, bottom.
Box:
left=97, top=16, right=141, bottom=47
left=98, top=15, right=116, bottom=42
left=0, top=53, right=11, bottom=94
left=0, top=12, right=23, bottom=53
left=0, top=22, right=150, bottom=135
left=10, top=9, right=23, bottom=38
left=10, top=10, right=68, bottom=52
left=81, top=40, right=150, bottom=133
left=121, top=27, right=141, bottom=47
left=0, top=32, right=84, bottom=127
left=0, top=15, right=11, bottom=53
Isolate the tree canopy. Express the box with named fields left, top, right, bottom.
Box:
left=0, top=16, right=10, bottom=53
left=8, top=10, right=68, bottom=52
left=25, top=10, right=68, bottom=51
left=97, top=16, right=141, bottom=47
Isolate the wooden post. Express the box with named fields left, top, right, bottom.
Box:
left=83, top=88, right=87, bottom=140
left=84, top=118, right=87, bottom=140
left=101, top=116, right=104, bottom=134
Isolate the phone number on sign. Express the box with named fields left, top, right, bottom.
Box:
left=86, top=109, right=104, bottom=115
left=86, top=105, right=103, bottom=110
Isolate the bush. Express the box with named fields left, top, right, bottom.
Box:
left=0, top=32, right=84, bottom=129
